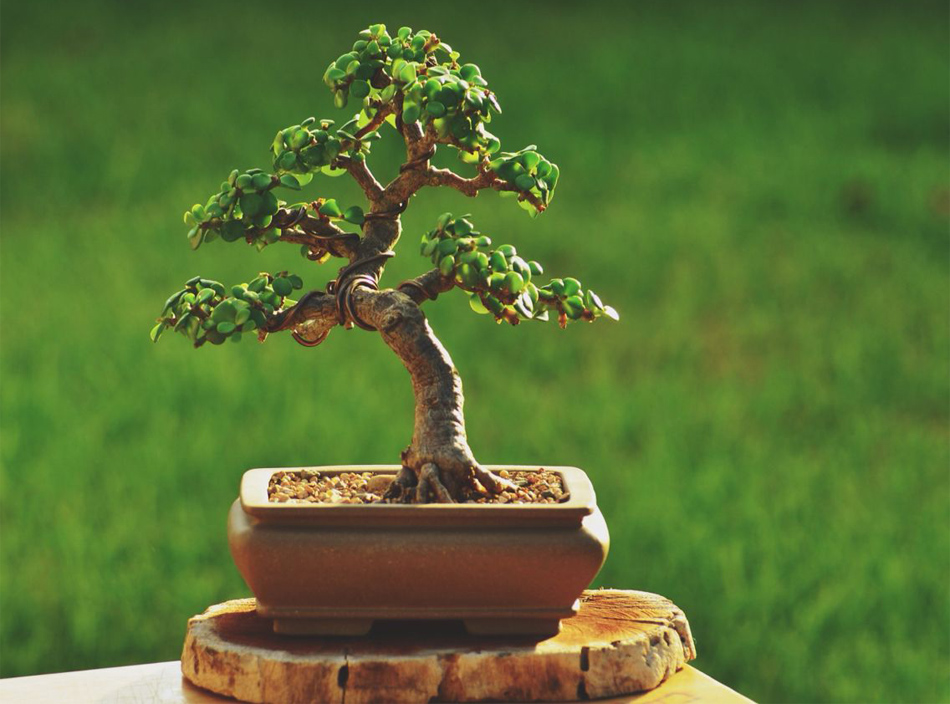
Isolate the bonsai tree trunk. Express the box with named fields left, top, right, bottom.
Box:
left=357, top=287, right=507, bottom=503
left=348, top=216, right=510, bottom=503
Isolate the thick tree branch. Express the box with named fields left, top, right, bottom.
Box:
left=398, top=269, right=455, bottom=304
left=349, top=217, right=402, bottom=288
left=425, top=167, right=494, bottom=195
left=426, top=165, right=546, bottom=212
left=262, top=289, right=340, bottom=346
left=270, top=208, right=360, bottom=260
left=384, top=154, right=545, bottom=214
left=333, top=155, right=384, bottom=204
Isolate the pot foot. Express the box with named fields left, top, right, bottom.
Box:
left=273, top=618, right=374, bottom=636
left=463, top=618, right=561, bottom=638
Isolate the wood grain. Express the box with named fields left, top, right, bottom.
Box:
left=181, top=589, right=696, bottom=703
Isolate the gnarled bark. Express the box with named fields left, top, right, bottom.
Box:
left=269, top=284, right=509, bottom=502
left=352, top=288, right=511, bottom=502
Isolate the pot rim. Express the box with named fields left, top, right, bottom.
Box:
left=239, top=465, right=596, bottom=527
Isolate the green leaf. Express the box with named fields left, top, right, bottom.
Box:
left=437, top=238, right=459, bottom=256
left=603, top=305, right=620, bottom=321
left=515, top=174, right=536, bottom=191
left=439, top=254, right=455, bottom=276
left=240, top=193, right=263, bottom=218
left=585, top=289, right=604, bottom=312
left=321, top=164, right=347, bottom=177
left=483, top=294, right=504, bottom=316
left=402, top=102, right=421, bottom=124
left=563, top=295, right=584, bottom=319
left=300, top=144, right=328, bottom=167
left=211, top=300, right=237, bottom=322
left=288, top=274, right=304, bottom=290
left=504, top=271, right=525, bottom=294
left=458, top=263, right=480, bottom=288
left=469, top=294, right=490, bottom=315
left=454, top=218, right=474, bottom=236
left=437, top=86, right=460, bottom=107
left=251, top=173, right=273, bottom=191
left=350, top=79, right=370, bottom=98
left=261, top=190, right=279, bottom=216
left=424, top=78, right=441, bottom=99
left=149, top=323, right=165, bottom=342
left=279, top=174, right=301, bottom=190
left=173, top=313, right=192, bottom=332
left=397, top=63, right=417, bottom=83
left=343, top=205, right=365, bottom=225
left=318, top=199, right=343, bottom=218
left=221, top=220, right=245, bottom=242
left=161, top=290, right=185, bottom=315
left=290, top=129, right=310, bottom=150
left=216, top=321, right=237, bottom=335
left=459, top=63, right=481, bottom=82
left=272, top=277, right=293, bottom=296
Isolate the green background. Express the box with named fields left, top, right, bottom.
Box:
left=2, top=1, right=947, bottom=701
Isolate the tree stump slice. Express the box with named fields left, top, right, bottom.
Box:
left=181, top=589, right=696, bottom=704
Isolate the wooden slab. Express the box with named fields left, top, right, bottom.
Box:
left=182, top=589, right=696, bottom=703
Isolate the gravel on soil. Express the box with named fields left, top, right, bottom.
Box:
left=267, top=468, right=569, bottom=504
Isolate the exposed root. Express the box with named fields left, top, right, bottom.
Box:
left=473, top=464, right=515, bottom=494
left=390, top=447, right=517, bottom=504
left=383, top=466, right=417, bottom=502
left=419, top=463, right=455, bottom=503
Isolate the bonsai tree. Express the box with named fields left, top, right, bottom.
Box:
left=151, top=24, right=618, bottom=504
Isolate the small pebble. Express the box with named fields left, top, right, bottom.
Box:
left=267, top=469, right=567, bottom=505
left=365, top=474, right=396, bottom=494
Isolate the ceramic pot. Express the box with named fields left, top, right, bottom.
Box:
left=228, top=465, right=609, bottom=637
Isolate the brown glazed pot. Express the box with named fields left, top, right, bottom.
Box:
left=228, top=465, right=609, bottom=637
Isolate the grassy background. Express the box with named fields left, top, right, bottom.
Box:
left=1, top=1, right=947, bottom=701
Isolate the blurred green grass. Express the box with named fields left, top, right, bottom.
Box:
left=1, top=1, right=947, bottom=701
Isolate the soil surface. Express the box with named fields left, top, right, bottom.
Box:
left=267, top=468, right=569, bottom=504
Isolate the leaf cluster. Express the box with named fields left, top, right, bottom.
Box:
left=489, top=147, right=559, bottom=217
left=323, top=25, right=513, bottom=170
left=420, top=214, right=618, bottom=327
left=151, top=272, right=305, bottom=347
